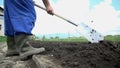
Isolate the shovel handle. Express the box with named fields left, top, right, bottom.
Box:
left=34, top=3, right=78, bottom=27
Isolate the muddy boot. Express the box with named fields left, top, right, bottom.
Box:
left=5, top=36, right=19, bottom=57
left=14, top=35, right=45, bottom=60
left=20, top=44, right=45, bottom=60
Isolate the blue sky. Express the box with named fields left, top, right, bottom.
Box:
left=111, top=0, right=120, bottom=10
left=52, top=0, right=59, bottom=3
left=0, top=0, right=3, bottom=5
left=90, top=0, right=120, bottom=10
left=0, top=0, right=120, bottom=36
left=52, top=0, right=120, bottom=11
left=90, top=0, right=104, bottom=9
left=1, top=0, right=120, bottom=10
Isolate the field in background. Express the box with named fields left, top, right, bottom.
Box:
left=38, top=36, right=88, bottom=43
left=0, top=35, right=120, bottom=43
left=104, top=35, right=120, bottom=42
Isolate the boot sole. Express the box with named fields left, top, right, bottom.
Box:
left=20, top=47, right=45, bottom=60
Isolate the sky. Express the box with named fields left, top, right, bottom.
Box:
left=0, top=0, right=120, bottom=36
left=88, top=0, right=120, bottom=35
left=0, top=0, right=3, bottom=7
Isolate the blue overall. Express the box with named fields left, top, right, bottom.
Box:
left=4, top=0, right=36, bottom=36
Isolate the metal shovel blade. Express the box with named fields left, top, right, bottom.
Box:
left=76, top=23, right=104, bottom=43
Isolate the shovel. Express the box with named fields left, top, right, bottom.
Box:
left=34, top=3, right=104, bottom=43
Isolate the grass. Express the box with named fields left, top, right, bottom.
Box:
left=39, top=35, right=120, bottom=42
left=0, top=35, right=120, bottom=43
left=0, top=36, right=7, bottom=43
left=41, top=37, right=88, bottom=43
left=104, top=35, right=120, bottom=42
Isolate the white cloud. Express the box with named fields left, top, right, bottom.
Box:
left=87, top=0, right=120, bottom=35
left=0, top=5, right=3, bottom=8
left=32, top=0, right=90, bottom=34
left=32, top=0, right=120, bottom=36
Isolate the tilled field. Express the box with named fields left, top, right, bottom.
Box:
left=31, top=41, right=120, bottom=68
left=0, top=41, right=120, bottom=68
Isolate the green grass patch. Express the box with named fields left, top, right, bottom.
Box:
left=104, top=35, right=120, bottom=42
left=0, top=36, right=7, bottom=43
left=38, top=37, right=88, bottom=43
left=37, top=35, right=120, bottom=43
left=1, top=35, right=120, bottom=43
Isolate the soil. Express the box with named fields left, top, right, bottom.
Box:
left=30, top=41, right=120, bottom=68
left=0, top=41, right=120, bottom=68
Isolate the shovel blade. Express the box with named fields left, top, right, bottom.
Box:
left=76, top=23, right=104, bottom=43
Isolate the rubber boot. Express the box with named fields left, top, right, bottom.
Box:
left=5, top=36, right=19, bottom=57
left=14, top=34, right=45, bottom=60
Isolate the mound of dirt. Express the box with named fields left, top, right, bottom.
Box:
left=31, top=41, right=120, bottom=68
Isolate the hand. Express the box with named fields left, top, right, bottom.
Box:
left=46, top=6, right=54, bottom=15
